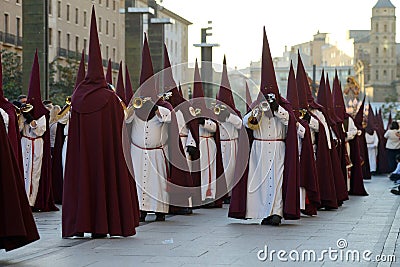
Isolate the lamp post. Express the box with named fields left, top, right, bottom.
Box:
left=194, top=21, right=219, bottom=98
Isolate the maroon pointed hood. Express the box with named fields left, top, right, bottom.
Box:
left=245, top=81, right=252, bottom=113
left=217, top=56, right=240, bottom=116
left=74, top=50, right=86, bottom=91
left=286, top=61, right=300, bottom=118
left=27, top=50, right=48, bottom=119
left=71, top=6, right=109, bottom=114
left=259, top=27, right=279, bottom=99
left=137, top=34, right=158, bottom=102
left=297, top=53, right=321, bottom=110
left=115, top=61, right=125, bottom=101
left=296, top=53, right=309, bottom=109
left=163, top=43, right=183, bottom=107
left=316, top=70, right=334, bottom=125
left=192, top=59, right=206, bottom=107
left=125, top=65, right=133, bottom=105
left=0, top=53, right=13, bottom=110
left=366, top=102, right=377, bottom=134
left=354, top=95, right=366, bottom=129
left=326, top=74, right=341, bottom=124
left=106, top=58, right=112, bottom=84
left=332, top=70, right=346, bottom=123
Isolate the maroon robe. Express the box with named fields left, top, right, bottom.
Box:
left=62, top=7, right=139, bottom=237
left=0, top=114, right=40, bottom=251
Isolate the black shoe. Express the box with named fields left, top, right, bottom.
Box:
left=223, top=196, right=231, bottom=204
left=269, top=215, right=282, bottom=226
left=91, top=233, right=107, bottom=239
left=390, top=188, right=400, bottom=195
left=140, top=211, right=147, bottom=222
left=169, top=207, right=192, bottom=215
left=155, top=213, right=166, bottom=221
left=261, top=216, right=272, bottom=225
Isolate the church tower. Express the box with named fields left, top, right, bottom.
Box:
left=369, top=0, right=397, bottom=101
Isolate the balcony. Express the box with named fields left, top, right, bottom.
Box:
left=57, top=47, right=118, bottom=69
left=0, top=31, right=22, bottom=47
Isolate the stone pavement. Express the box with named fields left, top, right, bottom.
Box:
left=1, top=175, right=399, bottom=267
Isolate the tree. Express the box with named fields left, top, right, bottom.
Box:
left=1, top=49, right=23, bottom=101
left=49, top=58, right=79, bottom=106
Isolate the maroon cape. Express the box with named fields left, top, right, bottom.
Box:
left=348, top=134, right=368, bottom=196
left=0, top=115, right=39, bottom=251
left=298, top=119, right=320, bottom=215
left=310, top=113, right=338, bottom=209
left=51, top=123, right=65, bottom=204
left=62, top=90, right=140, bottom=237
left=229, top=99, right=300, bottom=220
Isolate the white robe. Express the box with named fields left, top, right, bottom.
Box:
left=57, top=112, right=70, bottom=177
left=296, top=123, right=306, bottom=210
left=175, top=110, right=192, bottom=167
left=187, top=119, right=217, bottom=201
left=49, top=122, right=58, bottom=149
left=20, top=115, right=47, bottom=206
left=244, top=106, right=289, bottom=219
left=366, top=131, right=379, bottom=172
left=0, top=108, right=9, bottom=134
left=126, top=107, right=171, bottom=213
left=218, top=113, right=242, bottom=190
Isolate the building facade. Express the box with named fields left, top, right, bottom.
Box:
left=350, top=0, right=399, bottom=102
left=0, top=0, right=22, bottom=55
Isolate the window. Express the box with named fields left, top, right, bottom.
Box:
left=376, top=47, right=379, bottom=56
left=57, top=30, right=61, bottom=48
left=67, top=5, right=70, bottom=21
left=376, top=70, right=379, bottom=80
left=4, top=14, right=9, bottom=34
left=376, top=23, right=378, bottom=32
left=112, top=48, right=116, bottom=62
left=112, top=23, right=115, bottom=37
left=16, top=0, right=20, bottom=3
left=75, top=36, right=79, bottom=52
left=384, top=47, right=387, bottom=56
left=49, top=0, right=52, bottom=15
left=49, top=28, right=53, bottom=45
left=57, top=1, right=61, bottom=18
left=383, top=70, right=387, bottom=77
left=384, top=24, right=387, bottom=32
left=83, top=11, right=87, bottom=27
left=75, top=8, right=78, bottom=24
left=106, top=46, right=109, bottom=60
left=106, top=0, right=109, bottom=7
left=67, top=33, right=70, bottom=51
left=113, top=0, right=116, bottom=10
left=106, top=20, right=109, bottom=35
left=16, top=17, right=21, bottom=37
left=99, top=0, right=101, bottom=4
left=84, top=38, right=87, bottom=52
left=98, top=17, right=102, bottom=32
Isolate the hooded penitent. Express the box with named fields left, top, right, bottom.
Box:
left=373, top=105, right=391, bottom=173
left=0, top=53, right=23, bottom=173
left=26, top=50, right=58, bottom=212
left=52, top=50, right=86, bottom=204
left=160, top=43, right=194, bottom=207
left=286, top=61, right=320, bottom=215
left=245, top=81, right=252, bottom=113
left=62, top=6, right=140, bottom=237
left=353, top=96, right=371, bottom=180
left=0, top=110, right=40, bottom=251
left=296, top=52, right=339, bottom=209
left=216, top=56, right=241, bottom=117
left=229, top=27, right=300, bottom=220
left=189, top=58, right=227, bottom=206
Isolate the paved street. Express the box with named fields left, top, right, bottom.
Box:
left=1, top=175, right=399, bottom=267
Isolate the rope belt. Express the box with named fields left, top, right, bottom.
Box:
left=132, top=142, right=170, bottom=178
left=200, top=136, right=213, bottom=138
left=179, top=134, right=188, bottom=138
left=253, top=138, right=285, bottom=142
left=220, top=138, right=238, bottom=141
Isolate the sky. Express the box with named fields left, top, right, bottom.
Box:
left=161, top=0, right=395, bottom=69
